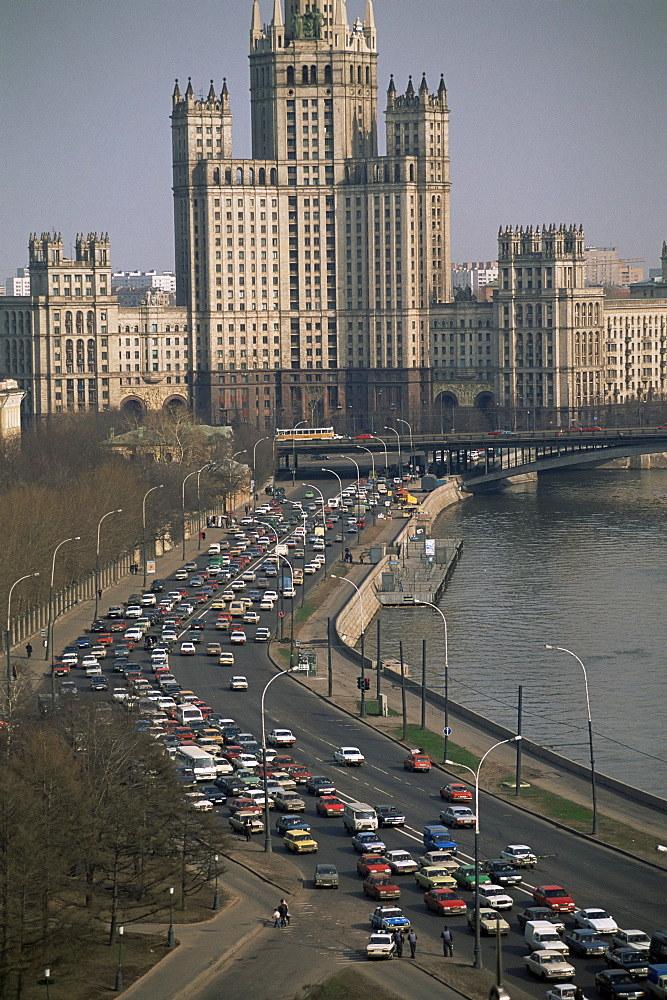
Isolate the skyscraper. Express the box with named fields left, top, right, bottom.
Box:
left=171, top=0, right=451, bottom=430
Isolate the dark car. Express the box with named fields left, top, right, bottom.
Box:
left=481, top=860, right=523, bottom=887
left=517, top=907, right=566, bottom=932
left=275, top=815, right=311, bottom=836
left=564, top=928, right=607, bottom=957
left=90, top=675, right=109, bottom=691
left=375, top=804, right=406, bottom=827
left=604, top=950, right=650, bottom=979
left=305, top=775, right=336, bottom=796
left=594, top=969, right=647, bottom=1000
left=90, top=620, right=107, bottom=632
left=214, top=775, right=245, bottom=797
left=200, top=785, right=227, bottom=806
left=150, top=579, right=165, bottom=592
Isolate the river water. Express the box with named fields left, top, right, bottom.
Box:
left=364, top=469, right=667, bottom=798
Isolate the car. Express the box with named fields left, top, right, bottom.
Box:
left=243, top=610, right=261, bottom=625
left=112, top=687, right=129, bottom=702
left=424, top=888, right=468, bottom=916
left=533, top=885, right=577, bottom=914
left=229, top=810, right=264, bottom=835
left=229, top=676, right=248, bottom=691
left=366, top=932, right=396, bottom=960
left=106, top=606, right=124, bottom=618
left=375, top=805, right=406, bottom=827
left=273, top=791, right=306, bottom=812
left=418, top=850, right=460, bottom=872
left=206, top=642, right=222, bottom=656
left=524, top=951, right=576, bottom=981
left=254, top=628, right=271, bottom=642
left=369, top=906, right=411, bottom=932
left=594, top=969, right=647, bottom=1000
left=174, top=568, right=189, bottom=581
left=440, top=782, right=473, bottom=802
left=52, top=662, right=71, bottom=677
left=440, top=806, right=476, bottom=828
left=500, top=844, right=537, bottom=868
left=229, top=630, right=246, bottom=645
left=357, top=855, right=392, bottom=878
left=604, top=949, right=650, bottom=978
left=315, top=795, right=345, bottom=817
left=575, top=909, right=619, bottom=935
left=383, top=850, right=418, bottom=875
left=476, top=884, right=514, bottom=911
left=414, top=866, right=457, bottom=890
left=90, top=675, right=109, bottom=691
left=518, top=908, right=566, bottom=933
left=59, top=680, right=78, bottom=697
left=351, top=832, right=386, bottom=854
left=481, top=860, right=524, bottom=887
left=199, top=785, right=227, bottom=807
left=305, top=775, right=336, bottom=796
left=283, top=830, right=318, bottom=854
left=471, top=907, right=511, bottom=935
left=314, top=864, right=339, bottom=889
left=267, top=728, right=296, bottom=746
left=333, top=746, right=364, bottom=766
left=612, top=931, right=650, bottom=953
left=179, top=642, right=196, bottom=656
left=546, top=986, right=589, bottom=1000
left=259, top=599, right=274, bottom=611
left=84, top=662, right=103, bottom=677
left=75, top=635, right=92, bottom=649
left=564, top=929, right=608, bottom=958
left=453, top=865, right=491, bottom=890
left=275, top=815, right=311, bottom=836
left=404, top=750, right=431, bottom=771
left=363, top=876, right=401, bottom=901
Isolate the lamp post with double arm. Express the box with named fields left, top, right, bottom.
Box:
left=46, top=535, right=80, bottom=662
left=383, top=425, right=402, bottom=480
left=330, top=573, right=367, bottom=717
left=6, top=572, right=39, bottom=700
left=414, top=600, right=449, bottom=760
left=322, top=467, right=345, bottom=564
left=397, top=418, right=414, bottom=474
left=261, top=666, right=296, bottom=852
left=142, top=485, right=164, bottom=588
left=95, top=509, right=122, bottom=622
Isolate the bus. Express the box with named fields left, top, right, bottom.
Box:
left=275, top=427, right=339, bottom=441
left=175, top=745, right=217, bottom=781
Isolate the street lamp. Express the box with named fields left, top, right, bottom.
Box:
left=43, top=967, right=53, bottom=1000
left=322, top=467, right=345, bottom=564
left=212, top=854, right=221, bottom=910
left=383, top=425, right=402, bottom=479
left=545, top=644, right=598, bottom=835
left=446, top=735, right=522, bottom=970
left=46, top=535, right=80, bottom=662
left=276, top=553, right=295, bottom=667
left=181, top=468, right=206, bottom=561
left=341, top=455, right=361, bottom=526
left=356, top=446, right=377, bottom=526
left=49, top=598, right=79, bottom=710
left=196, top=463, right=210, bottom=550
left=397, top=418, right=414, bottom=473
left=228, top=450, right=247, bottom=511
left=167, top=885, right=175, bottom=947
left=291, top=420, right=307, bottom=485
left=142, top=485, right=164, bottom=588
left=114, top=925, right=124, bottom=992
left=260, top=666, right=297, bottom=852
left=95, top=510, right=122, bottom=621
left=6, top=572, right=39, bottom=700
left=371, top=436, right=389, bottom=476
left=330, top=573, right=367, bottom=717
left=414, top=600, right=449, bottom=761
left=253, top=436, right=269, bottom=509
left=302, top=483, right=328, bottom=577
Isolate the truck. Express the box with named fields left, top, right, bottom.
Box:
left=647, top=964, right=667, bottom=1000
left=423, top=824, right=458, bottom=853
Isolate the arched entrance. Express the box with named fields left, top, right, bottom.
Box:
left=121, top=396, right=144, bottom=417
left=474, top=391, right=496, bottom=429
left=163, top=395, right=188, bottom=412
left=434, top=391, right=458, bottom=433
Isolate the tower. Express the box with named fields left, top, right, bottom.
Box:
left=171, top=1, right=451, bottom=429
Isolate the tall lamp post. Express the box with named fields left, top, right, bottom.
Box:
left=383, top=425, right=402, bottom=479
left=276, top=553, right=296, bottom=668
left=252, top=436, right=269, bottom=509
left=341, top=455, right=361, bottom=526
left=356, top=446, right=377, bottom=526
left=46, top=535, right=81, bottom=662
left=371, top=435, right=389, bottom=476
left=114, top=925, right=124, bottom=992
left=167, top=886, right=175, bottom=947
left=260, top=666, right=297, bottom=852
left=196, top=463, right=210, bottom=549
left=181, top=468, right=206, bottom=561
left=545, top=644, right=598, bottom=835
left=142, top=485, right=164, bottom=588
left=446, top=735, right=522, bottom=970
left=302, top=484, right=328, bottom=577
left=414, top=600, right=449, bottom=761
left=95, top=509, right=122, bottom=621
left=49, top=597, right=79, bottom=709
left=397, top=418, right=414, bottom=473
left=291, top=420, right=307, bottom=485
left=6, top=572, right=39, bottom=699
left=212, top=854, right=221, bottom=910
left=330, top=573, right=366, bottom=717
left=321, top=467, right=345, bottom=564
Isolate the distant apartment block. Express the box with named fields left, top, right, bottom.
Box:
left=111, top=270, right=177, bottom=293
left=5, top=269, right=31, bottom=296
left=451, top=261, right=498, bottom=295
left=584, top=246, right=644, bottom=287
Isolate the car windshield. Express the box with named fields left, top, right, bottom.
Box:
left=610, top=975, right=634, bottom=984
left=544, top=889, right=566, bottom=898
left=588, top=910, right=608, bottom=919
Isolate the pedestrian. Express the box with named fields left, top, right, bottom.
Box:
left=359, top=553, right=364, bottom=565
left=393, top=929, right=404, bottom=957
left=408, top=929, right=417, bottom=958
left=243, top=818, right=252, bottom=842
left=278, top=899, right=289, bottom=927
left=25, top=643, right=32, bottom=658
left=272, top=908, right=281, bottom=928
left=97, top=588, right=102, bottom=601
left=441, top=925, right=453, bottom=957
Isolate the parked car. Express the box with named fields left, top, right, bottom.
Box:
left=366, top=932, right=396, bottom=960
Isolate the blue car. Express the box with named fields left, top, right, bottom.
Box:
left=351, top=831, right=386, bottom=853
left=369, top=906, right=411, bottom=932
left=276, top=815, right=311, bottom=836
left=75, top=635, right=92, bottom=648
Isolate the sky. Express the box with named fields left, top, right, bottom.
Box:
left=1, top=0, right=665, bottom=283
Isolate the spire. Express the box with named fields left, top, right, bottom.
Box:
left=438, top=74, right=446, bottom=96
left=221, top=78, right=230, bottom=113
left=207, top=79, right=216, bottom=102
left=251, top=0, right=261, bottom=33
left=172, top=78, right=181, bottom=101
left=364, top=0, right=375, bottom=29
left=419, top=72, right=428, bottom=93
left=185, top=77, right=194, bottom=98
left=406, top=75, right=415, bottom=98
left=387, top=74, right=396, bottom=109
left=272, top=0, right=283, bottom=27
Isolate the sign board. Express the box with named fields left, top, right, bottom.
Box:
left=278, top=611, right=286, bottom=618
left=275, top=543, right=288, bottom=556
left=146, top=560, right=156, bottom=575
left=443, top=726, right=452, bottom=736
left=424, top=538, right=436, bottom=556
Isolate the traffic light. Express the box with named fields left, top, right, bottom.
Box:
left=356, top=676, right=363, bottom=689
left=363, top=678, right=371, bottom=691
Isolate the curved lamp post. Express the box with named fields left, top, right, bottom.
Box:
left=322, top=467, right=345, bottom=564
left=397, top=418, right=414, bottom=473
left=341, top=455, right=361, bottom=526
left=46, top=535, right=81, bottom=662
left=356, top=446, right=377, bottom=526
left=261, top=666, right=297, bottom=852
left=330, top=573, right=366, bottom=717
left=545, top=644, right=598, bottom=835
left=6, top=572, right=39, bottom=699
left=414, top=600, right=449, bottom=761
left=252, top=436, right=269, bottom=510
left=446, top=735, right=522, bottom=970
left=95, top=510, right=122, bottom=621
left=142, top=485, right=164, bottom=588
left=383, top=425, right=402, bottom=479
left=302, top=483, right=328, bottom=577
left=371, top=435, right=389, bottom=476
left=182, top=468, right=206, bottom=561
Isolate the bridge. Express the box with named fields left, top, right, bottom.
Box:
left=275, top=427, right=667, bottom=488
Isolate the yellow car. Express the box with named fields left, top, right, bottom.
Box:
left=206, top=642, right=222, bottom=656
left=283, top=830, right=318, bottom=854
left=413, top=866, right=457, bottom=890
left=210, top=599, right=227, bottom=610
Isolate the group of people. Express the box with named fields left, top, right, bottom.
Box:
left=272, top=899, right=290, bottom=927
left=392, top=928, right=418, bottom=958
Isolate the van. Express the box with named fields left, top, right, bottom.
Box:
left=174, top=705, right=204, bottom=726
left=229, top=600, right=247, bottom=617
left=525, top=921, right=569, bottom=954
left=342, top=801, right=378, bottom=833
left=650, top=932, right=667, bottom=964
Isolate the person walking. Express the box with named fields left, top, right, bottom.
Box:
left=408, top=929, right=417, bottom=958
left=243, top=818, right=252, bottom=842
left=277, top=899, right=289, bottom=927
left=392, top=929, right=404, bottom=957
left=25, top=643, right=32, bottom=658
left=441, top=925, right=453, bottom=957
left=272, top=908, right=281, bottom=928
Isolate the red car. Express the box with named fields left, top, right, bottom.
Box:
left=357, top=855, right=392, bottom=877
left=108, top=620, right=126, bottom=632
left=532, top=885, right=576, bottom=913
left=97, top=633, right=114, bottom=645
left=355, top=433, right=373, bottom=439
left=423, top=888, right=468, bottom=915
left=404, top=751, right=431, bottom=772
left=286, top=765, right=312, bottom=784
left=315, top=795, right=345, bottom=817
left=440, top=782, right=473, bottom=802
left=273, top=755, right=296, bottom=769
left=363, top=875, right=401, bottom=900
left=228, top=797, right=261, bottom=814
left=52, top=662, right=70, bottom=677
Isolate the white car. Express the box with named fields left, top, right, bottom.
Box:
left=303, top=563, right=318, bottom=575
left=179, top=642, right=196, bottom=655
left=573, top=909, right=618, bottom=935
left=264, top=590, right=278, bottom=602
left=81, top=654, right=100, bottom=669
left=259, top=599, right=274, bottom=610
left=140, top=592, right=157, bottom=606
left=475, top=884, right=514, bottom=911
left=254, top=628, right=271, bottom=642
left=267, top=728, right=296, bottom=746
left=84, top=662, right=103, bottom=677
left=500, top=844, right=537, bottom=868
left=611, top=929, right=650, bottom=952
left=125, top=605, right=142, bottom=618
left=229, top=630, right=246, bottom=645
left=333, top=746, right=365, bottom=766
left=523, top=951, right=575, bottom=981
left=229, top=675, right=248, bottom=690
left=281, top=587, right=297, bottom=598
left=367, top=932, right=396, bottom=960
left=124, top=628, right=143, bottom=641
left=174, top=568, right=189, bottom=580
left=383, top=850, right=418, bottom=875
left=112, top=687, right=129, bottom=702
left=243, top=611, right=261, bottom=624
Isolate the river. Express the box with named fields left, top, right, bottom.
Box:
left=363, top=469, right=667, bottom=798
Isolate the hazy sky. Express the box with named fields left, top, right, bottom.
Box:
left=1, top=0, right=665, bottom=283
